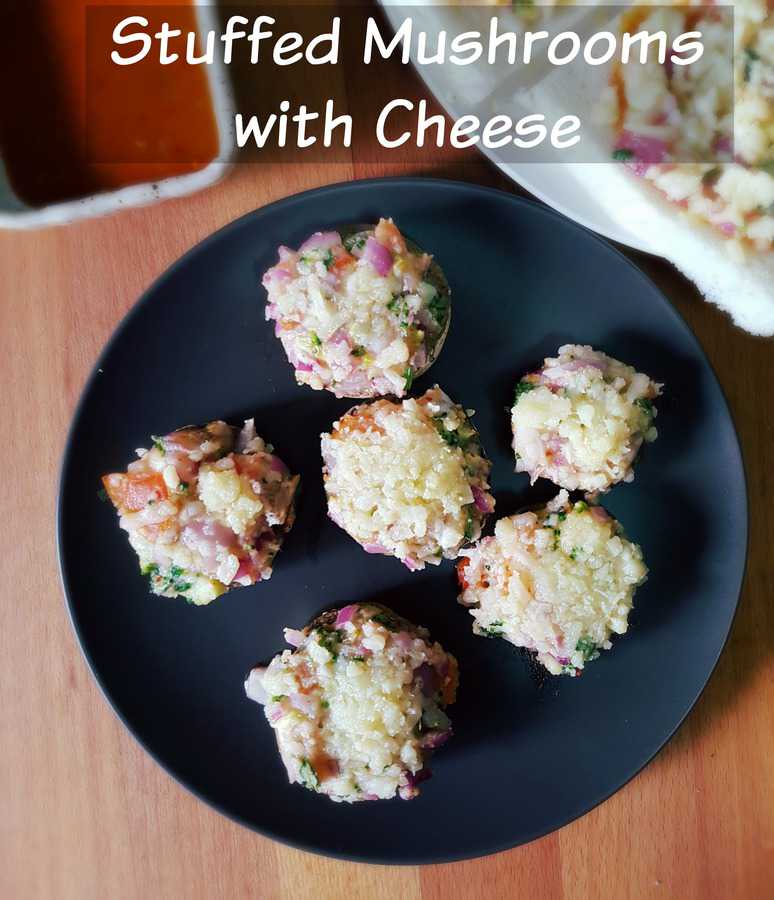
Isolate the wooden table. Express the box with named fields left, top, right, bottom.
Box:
left=2, top=37, right=773, bottom=900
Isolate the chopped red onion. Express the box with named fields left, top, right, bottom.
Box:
left=471, top=485, right=493, bottom=514
left=284, top=628, right=305, bottom=647
left=363, top=542, right=387, bottom=554
left=617, top=130, right=668, bottom=163
left=335, top=604, right=357, bottom=626
left=364, top=237, right=393, bottom=276
left=415, top=663, right=440, bottom=697
left=420, top=728, right=452, bottom=750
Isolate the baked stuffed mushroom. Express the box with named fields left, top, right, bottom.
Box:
left=245, top=603, right=458, bottom=802
left=102, top=420, right=298, bottom=604
left=262, top=218, right=450, bottom=398
left=511, top=344, right=662, bottom=494
left=321, top=386, right=494, bottom=570
left=457, top=491, right=648, bottom=676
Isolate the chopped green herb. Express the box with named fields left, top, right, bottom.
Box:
left=574, top=501, right=588, bottom=513
left=403, top=366, right=414, bottom=392
left=271, top=695, right=286, bottom=703
left=97, top=487, right=108, bottom=502
left=427, top=292, right=449, bottom=327
left=557, top=511, right=567, bottom=522
left=320, top=699, right=330, bottom=708
left=744, top=46, right=760, bottom=82
left=299, top=759, right=319, bottom=791
left=316, top=627, right=344, bottom=660
left=322, top=250, right=335, bottom=270
left=635, top=397, right=654, bottom=417
left=569, top=546, right=581, bottom=561
left=513, top=381, right=536, bottom=404
left=151, top=435, right=165, bottom=454
left=177, top=481, right=189, bottom=493
left=141, top=563, right=159, bottom=577
left=612, top=148, right=634, bottom=162
left=344, top=235, right=366, bottom=252
left=576, top=636, right=600, bottom=662
left=309, top=331, right=322, bottom=350
left=350, top=345, right=366, bottom=357
left=464, top=507, right=475, bottom=541
left=372, top=612, right=400, bottom=632
left=482, top=620, right=504, bottom=638
left=701, top=166, right=722, bottom=188
left=350, top=656, right=366, bottom=663
left=387, top=294, right=410, bottom=330
left=433, top=417, right=475, bottom=449
left=561, top=664, right=577, bottom=676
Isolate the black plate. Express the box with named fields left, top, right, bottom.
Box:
left=58, top=178, right=747, bottom=864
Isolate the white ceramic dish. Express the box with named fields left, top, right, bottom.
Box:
left=0, top=1, right=234, bottom=229
left=378, top=3, right=659, bottom=255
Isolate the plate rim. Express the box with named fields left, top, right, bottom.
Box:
left=56, top=176, right=749, bottom=865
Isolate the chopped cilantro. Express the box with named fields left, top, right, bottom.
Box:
left=387, top=294, right=410, bottom=330
left=569, top=546, right=581, bottom=561
left=744, top=46, right=760, bottom=82
left=141, top=563, right=159, bottom=577
left=427, top=292, right=448, bottom=326
left=350, top=656, right=366, bottom=663
left=316, top=627, right=344, bottom=660
left=635, top=397, right=654, bottom=417
left=309, top=331, right=322, bottom=350
left=299, top=759, right=319, bottom=791
left=463, top=507, right=475, bottom=541
left=320, top=698, right=330, bottom=708
left=482, top=620, right=504, bottom=637
left=271, top=695, right=286, bottom=703
left=372, top=612, right=400, bottom=632
left=574, top=501, right=588, bottom=513
left=612, top=148, right=634, bottom=162
left=513, top=381, right=536, bottom=404
left=177, top=481, right=189, bottom=493
left=404, top=366, right=414, bottom=392
left=557, top=511, right=567, bottom=522
left=322, top=249, right=335, bottom=270
left=576, top=636, right=600, bottom=662
left=433, top=417, right=474, bottom=449
left=151, top=435, right=165, bottom=454
left=344, top=235, right=366, bottom=252
left=701, top=167, right=722, bottom=187
left=350, top=345, right=366, bottom=357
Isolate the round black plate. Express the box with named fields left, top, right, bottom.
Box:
left=58, top=178, right=747, bottom=864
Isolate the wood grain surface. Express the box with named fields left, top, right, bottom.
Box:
left=2, top=27, right=773, bottom=900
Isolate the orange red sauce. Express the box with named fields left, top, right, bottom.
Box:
left=0, top=0, right=219, bottom=207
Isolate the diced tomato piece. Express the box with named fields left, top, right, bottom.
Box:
left=456, top=557, right=471, bottom=591
left=332, top=249, right=356, bottom=271
left=374, top=218, right=407, bottom=255
left=102, top=471, right=167, bottom=512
